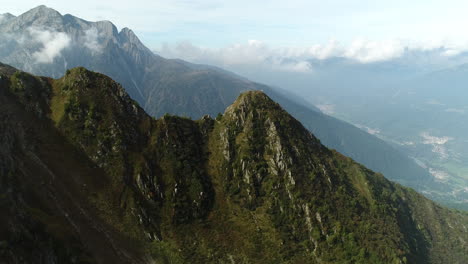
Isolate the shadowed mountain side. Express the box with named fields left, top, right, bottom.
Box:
left=0, top=65, right=466, bottom=263
left=0, top=6, right=448, bottom=206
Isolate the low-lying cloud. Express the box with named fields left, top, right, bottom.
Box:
left=0, top=25, right=105, bottom=64
left=159, top=38, right=402, bottom=71
left=344, top=39, right=404, bottom=63
left=29, top=27, right=71, bottom=64
left=159, top=40, right=312, bottom=73
left=83, top=27, right=104, bottom=53
left=283, top=39, right=405, bottom=63
left=157, top=38, right=468, bottom=73
left=160, top=38, right=405, bottom=72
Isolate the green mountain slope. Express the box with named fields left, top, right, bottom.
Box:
left=0, top=6, right=438, bottom=208
left=0, top=65, right=467, bottom=263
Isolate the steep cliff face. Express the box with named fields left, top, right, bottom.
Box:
left=0, top=65, right=467, bottom=263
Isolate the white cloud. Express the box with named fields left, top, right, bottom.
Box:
left=443, top=49, right=463, bottom=57
left=159, top=40, right=314, bottom=73
left=344, top=39, right=405, bottom=63
left=157, top=38, right=414, bottom=71
left=289, top=39, right=405, bottom=63
left=159, top=38, right=411, bottom=72
left=220, top=39, right=270, bottom=65
left=306, top=40, right=343, bottom=60
left=5, top=5, right=468, bottom=69
left=29, top=27, right=71, bottom=64
left=7, top=1, right=468, bottom=58
left=83, top=27, right=103, bottom=53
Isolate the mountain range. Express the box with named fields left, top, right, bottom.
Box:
left=0, top=6, right=450, bottom=208
left=1, top=63, right=467, bottom=263
left=230, top=52, right=468, bottom=209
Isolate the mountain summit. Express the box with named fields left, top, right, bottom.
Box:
left=0, top=6, right=456, bottom=208
left=1, top=64, right=467, bottom=263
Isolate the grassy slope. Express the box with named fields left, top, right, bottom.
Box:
left=0, top=74, right=144, bottom=263
left=1, top=67, right=467, bottom=263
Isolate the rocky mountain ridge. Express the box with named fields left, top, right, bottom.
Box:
left=0, top=6, right=443, bottom=208
left=0, top=64, right=467, bottom=263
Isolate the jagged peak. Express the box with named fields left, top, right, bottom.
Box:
left=0, top=13, right=15, bottom=20
left=225, top=90, right=281, bottom=115
left=62, top=67, right=116, bottom=89
left=237, top=90, right=270, bottom=100
left=60, top=67, right=110, bottom=92
left=119, top=27, right=145, bottom=47
left=22, top=5, right=62, bottom=17
left=92, top=20, right=119, bottom=38
left=4, top=5, right=65, bottom=29
left=120, top=27, right=133, bottom=35
left=119, top=27, right=137, bottom=39
left=61, top=67, right=135, bottom=103
left=223, top=90, right=322, bottom=149
left=65, top=66, right=93, bottom=75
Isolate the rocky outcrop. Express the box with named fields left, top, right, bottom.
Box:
left=1, top=65, right=467, bottom=263
left=0, top=6, right=444, bottom=211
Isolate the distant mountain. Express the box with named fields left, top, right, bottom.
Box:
left=0, top=5, right=251, bottom=117
left=1, top=65, right=467, bottom=263
left=0, top=6, right=440, bottom=204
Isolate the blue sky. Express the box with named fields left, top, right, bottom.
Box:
left=3, top=0, right=468, bottom=48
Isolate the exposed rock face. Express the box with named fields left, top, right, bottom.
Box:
left=0, top=65, right=467, bottom=263
left=0, top=6, right=447, bottom=209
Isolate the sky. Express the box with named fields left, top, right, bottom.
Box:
left=3, top=1, right=468, bottom=70
left=3, top=0, right=468, bottom=47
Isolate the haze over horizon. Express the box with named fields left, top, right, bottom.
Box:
left=1, top=3, right=468, bottom=263
left=3, top=1, right=468, bottom=72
